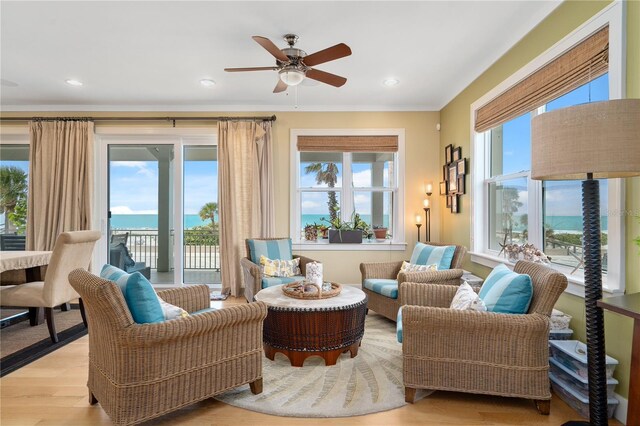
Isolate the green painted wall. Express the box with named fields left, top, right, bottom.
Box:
left=440, top=0, right=638, bottom=399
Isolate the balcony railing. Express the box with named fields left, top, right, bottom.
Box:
left=112, top=229, right=220, bottom=271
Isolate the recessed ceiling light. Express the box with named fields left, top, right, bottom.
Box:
left=383, top=78, right=400, bottom=87
left=200, top=79, right=216, bottom=87
left=65, top=79, right=83, bottom=86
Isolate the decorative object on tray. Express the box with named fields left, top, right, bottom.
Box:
left=282, top=281, right=342, bottom=299
left=305, top=261, right=323, bottom=286
left=440, top=144, right=467, bottom=214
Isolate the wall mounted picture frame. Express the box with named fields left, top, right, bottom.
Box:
left=456, top=175, right=465, bottom=194
left=450, top=195, right=459, bottom=213
left=452, top=147, right=462, bottom=162
left=447, top=163, right=458, bottom=193
left=442, top=143, right=467, bottom=214
left=456, top=158, right=466, bottom=175
left=445, top=144, right=453, bottom=164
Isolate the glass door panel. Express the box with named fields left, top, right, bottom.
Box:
left=108, top=144, right=175, bottom=284
left=183, top=146, right=220, bottom=285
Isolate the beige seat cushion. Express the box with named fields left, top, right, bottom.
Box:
left=1, top=281, right=49, bottom=307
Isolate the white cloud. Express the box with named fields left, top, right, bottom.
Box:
left=110, top=206, right=158, bottom=215
left=112, top=161, right=155, bottom=178
left=301, top=200, right=321, bottom=210
left=352, top=169, right=371, bottom=187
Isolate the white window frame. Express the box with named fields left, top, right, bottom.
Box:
left=290, top=128, right=406, bottom=251
left=469, top=1, right=626, bottom=297
left=95, top=126, right=217, bottom=287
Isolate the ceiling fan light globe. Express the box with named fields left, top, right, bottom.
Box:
left=279, top=68, right=305, bottom=86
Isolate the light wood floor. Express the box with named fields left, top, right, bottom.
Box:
left=0, top=296, right=622, bottom=426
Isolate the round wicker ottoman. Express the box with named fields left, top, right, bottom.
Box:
left=254, top=284, right=367, bottom=367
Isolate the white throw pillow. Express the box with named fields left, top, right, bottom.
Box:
left=397, top=261, right=438, bottom=279
left=450, top=282, right=487, bottom=311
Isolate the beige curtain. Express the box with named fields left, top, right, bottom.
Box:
left=257, top=121, right=275, bottom=237
left=27, top=120, right=94, bottom=251
left=219, top=121, right=274, bottom=296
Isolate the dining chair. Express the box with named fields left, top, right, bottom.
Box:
left=0, top=230, right=101, bottom=343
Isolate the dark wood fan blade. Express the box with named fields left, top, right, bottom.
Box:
left=303, top=43, right=352, bottom=67
left=306, top=68, right=347, bottom=87
left=224, top=67, right=279, bottom=72
left=252, top=36, right=290, bottom=62
left=273, top=79, right=288, bottom=93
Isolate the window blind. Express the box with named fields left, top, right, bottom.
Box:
left=475, top=25, right=609, bottom=133
left=297, top=135, right=398, bottom=152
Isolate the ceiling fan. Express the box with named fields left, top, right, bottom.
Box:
left=224, top=34, right=352, bottom=93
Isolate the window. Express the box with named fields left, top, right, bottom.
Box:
left=471, top=2, right=625, bottom=296
left=486, top=75, right=609, bottom=269
left=291, top=130, right=405, bottom=249
left=0, top=144, right=29, bottom=236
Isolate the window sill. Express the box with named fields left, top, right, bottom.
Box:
left=293, top=240, right=407, bottom=251
left=469, top=251, right=624, bottom=298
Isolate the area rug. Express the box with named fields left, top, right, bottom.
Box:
left=215, top=312, right=429, bottom=417
left=0, top=305, right=87, bottom=377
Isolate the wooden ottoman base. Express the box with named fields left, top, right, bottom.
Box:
left=262, top=298, right=367, bottom=367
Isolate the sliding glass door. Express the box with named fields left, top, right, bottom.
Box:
left=102, top=135, right=218, bottom=287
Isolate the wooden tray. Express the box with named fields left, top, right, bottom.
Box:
left=282, top=281, right=342, bottom=299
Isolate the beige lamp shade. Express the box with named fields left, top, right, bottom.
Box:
left=531, top=99, right=640, bottom=180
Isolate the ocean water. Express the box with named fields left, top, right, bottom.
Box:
left=110, top=214, right=607, bottom=232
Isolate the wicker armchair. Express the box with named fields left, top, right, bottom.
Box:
left=68, top=269, right=267, bottom=426
left=401, top=260, right=568, bottom=414
left=241, top=237, right=317, bottom=302
left=360, top=242, right=466, bottom=320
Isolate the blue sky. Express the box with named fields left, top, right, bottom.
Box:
left=109, top=159, right=217, bottom=215
left=500, top=74, right=609, bottom=216
left=300, top=160, right=392, bottom=216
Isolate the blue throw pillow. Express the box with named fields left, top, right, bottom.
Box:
left=247, top=238, right=293, bottom=264
left=478, top=263, right=533, bottom=314
left=100, top=264, right=186, bottom=324
left=409, top=243, right=456, bottom=270
left=124, top=273, right=165, bottom=323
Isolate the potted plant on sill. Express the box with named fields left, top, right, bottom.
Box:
left=316, top=223, right=329, bottom=239
left=304, top=224, right=318, bottom=241
left=372, top=225, right=388, bottom=241
left=322, top=209, right=370, bottom=244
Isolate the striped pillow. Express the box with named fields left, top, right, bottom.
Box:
left=478, top=264, right=533, bottom=314
left=409, top=243, right=456, bottom=270
left=247, top=239, right=293, bottom=264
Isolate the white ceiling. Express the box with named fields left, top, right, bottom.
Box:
left=0, top=1, right=561, bottom=112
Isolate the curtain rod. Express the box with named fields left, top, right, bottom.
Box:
left=0, top=115, right=277, bottom=125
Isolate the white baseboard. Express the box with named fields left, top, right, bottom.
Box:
left=614, top=392, right=628, bottom=425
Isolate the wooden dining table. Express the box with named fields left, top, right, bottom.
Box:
left=0, top=250, right=53, bottom=326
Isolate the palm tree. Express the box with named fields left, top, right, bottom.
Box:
left=305, top=162, right=339, bottom=222
left=199, top=202, right=218, bottom=228
left=0, top=166, right=28, bottom=234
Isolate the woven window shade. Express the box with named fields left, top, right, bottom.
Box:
left=475, top=25, right=609, bottom=133
left=297, top=135, right=398, bottom=152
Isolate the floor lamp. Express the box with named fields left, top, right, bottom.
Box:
left=531, top=99, right=640, bottom=425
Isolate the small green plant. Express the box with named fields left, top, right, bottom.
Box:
left=320, top=207, right=371, bottom=237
